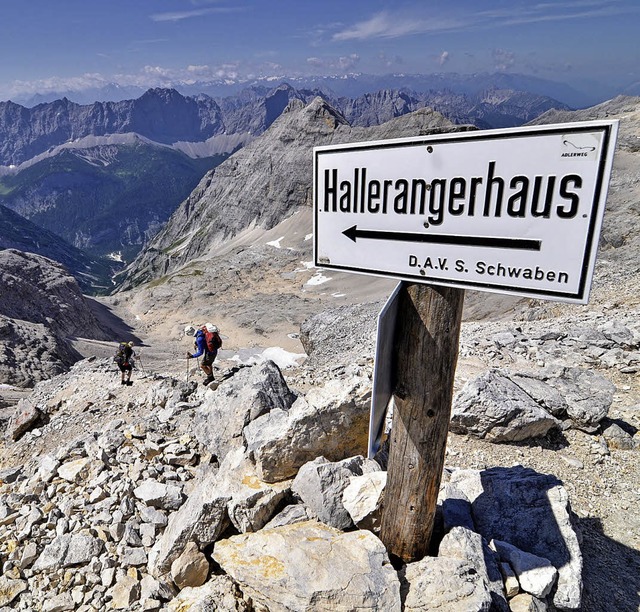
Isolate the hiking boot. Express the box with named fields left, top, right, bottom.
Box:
left=121, top=380, right=126, bottom=385
left=126, top=380, right=133, bottom=386
left=203, top=375, right=215, bottom=386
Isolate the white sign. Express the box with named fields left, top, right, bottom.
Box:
left=314, top=120, right=618, bottom=303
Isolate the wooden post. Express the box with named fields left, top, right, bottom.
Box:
left=379, top=282, right=464, bottom=562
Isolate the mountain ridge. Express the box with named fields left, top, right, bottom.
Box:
left=0, top=83, right=570, bottom=168
left=118, top=98, right=475, bottom=289
left=9, top=71, right=606, bottom=109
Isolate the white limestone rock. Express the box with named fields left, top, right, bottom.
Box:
left=213, top=520, right=401, bottom=611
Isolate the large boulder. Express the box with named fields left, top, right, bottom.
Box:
left=213, top=520, right=401, bottom=611
left=450, top=466, right=582, bottom=611
left=193, top=360, right=296, bottom=460
left=244, top=374, right=372, bottom=482
left=291, top=455, right=381, bottom=530
left=451, top=369, right=561, bottom=442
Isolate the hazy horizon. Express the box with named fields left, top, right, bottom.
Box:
left=1, top=0, right=638, bottom=104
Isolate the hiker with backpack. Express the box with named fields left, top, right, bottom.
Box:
left=185, top=323, right=222, bottom=385
left=114, top=341, right=135, bottom=385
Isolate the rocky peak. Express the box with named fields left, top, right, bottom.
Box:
left=119, top=98, right=467, bottom=288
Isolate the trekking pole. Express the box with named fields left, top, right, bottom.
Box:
left=186, top=356, right=190, bottom=383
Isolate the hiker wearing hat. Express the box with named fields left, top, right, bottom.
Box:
left=114, top=341, right=135, bottom=385
left=185, top=323, right=222, bottom=385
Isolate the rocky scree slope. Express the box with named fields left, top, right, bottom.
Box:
left=0, top=343, right=601, bottom=611
left=0, top=249, right=119, bottom=387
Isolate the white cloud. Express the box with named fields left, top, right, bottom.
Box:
left=377, top=53, right=404, bottom=69
left=306, top=54, right=360, bottom=72
left=150, top=6, right=242, bottom=22
left=332, top=11, right=462, bottom=41
left=492, top=49, right=515, bottom=72
left=438, top=51, right=450, bottom=66
left=330, top=3, right=640, bottom=42
left=338, top=54, right=361, bottom=70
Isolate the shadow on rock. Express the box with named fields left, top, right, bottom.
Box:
left=578, top=516, right=640, bottom=612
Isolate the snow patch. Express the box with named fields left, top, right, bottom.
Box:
left=230, top=346, right=305, bottom=369
left=266, top=236, right=285, bottom=248
left=305, top=272, right=331, bottom=286
left=304, top=233, right=313, bottom=241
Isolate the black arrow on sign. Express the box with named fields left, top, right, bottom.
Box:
left=342, top=225, right=541, bottom=251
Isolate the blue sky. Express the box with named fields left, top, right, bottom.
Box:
left=0, top=0, right=638, bottom=101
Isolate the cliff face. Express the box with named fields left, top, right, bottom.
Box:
left=0, top=249, right=115, bottom=386
left=0, top=204, right=114, bottom=293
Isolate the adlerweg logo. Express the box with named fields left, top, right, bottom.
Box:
left=560, top=134, right=599, bottom=160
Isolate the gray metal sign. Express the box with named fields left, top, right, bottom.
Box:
left=368, top=282, right=402, bottom=459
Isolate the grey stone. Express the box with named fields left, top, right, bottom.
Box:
left=147, top=469, right=230, bottom=577
left=6, top=399, right=41, bottom=440
left=402, top=555, right=493, bottom=612
left=120, top=546, right=148, bottom=566
left=491, top=539, right=557, bottom=599
left=291, top=455, right=380, bottom=530
left=133, top=479, right=184, bottom=511
left=602, top=421, right=636, bottom=449
left=553, top=367, right=615, bottom=427
left=244, top=375, right=373, bottom=482
left=450, top=466, right=582, bottom=610
left=342, top=470, right=386, bottom=532
left=166, top=575, right=250, bottom=611
left=451, top=370, right=561, bottom=442
left=213, top=520, right=401, bottom=611
left=42, top=592, right=75, bottom=612
left=439, top=526, right=509, bottom=611
left=33, top=532, right=103, bottom=571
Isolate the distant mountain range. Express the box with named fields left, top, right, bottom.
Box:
left=0, top=83, right=569, bottom=168
left=7, top=71, right=629, bottom=110
left=0, top=79, right=575, bottom=293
